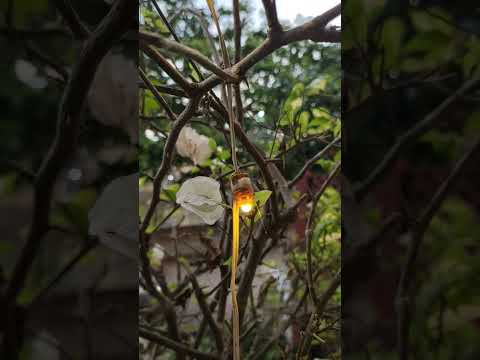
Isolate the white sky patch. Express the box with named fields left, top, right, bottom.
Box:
left=274, top=0, right=341, bottom=27
left=193, top=0, right=341, bottom=28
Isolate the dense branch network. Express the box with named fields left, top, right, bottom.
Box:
left=139, top=1, right=341, bottom=359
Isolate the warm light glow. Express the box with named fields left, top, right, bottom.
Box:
left=240, top=203, right=253, bottom=214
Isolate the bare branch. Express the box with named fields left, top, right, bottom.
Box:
left=288, top=136, right=341, bottom=188
left=140, top=325, right=219, bottom=360
left=138, top=81, right=188, bottom=97
left=261, top=0, right=281, bottom=34
left=140, top=31, right=239, bottom=83
left=233, top=0, right=242, bottom=63
left=189, top=275, right=224, bottom=354
left=141, top=42, right=196, bottom=95
left=170, top=8, right=221, bottom=64
left=396, top=135, right=480, bottom=360
left=305, top=162, right=341, bottom=310
left=139, top=67, right=177, bottom=121
left=4, top=0, right=136, bottom=313
left=297, top=271, right=341, bottom=357
left=283, top=3, right=341, bottom=43
left=354, top=75, right=480, bottom=199
left=140, top=98, right=200, bottom=233
left=196, top=4, right=341, bottom=95
left=53, top=0, right=90, bottom=39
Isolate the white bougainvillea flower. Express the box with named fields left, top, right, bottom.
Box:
left=176, top=127, right=212, bottom=165
left=88, top=52, right=138, bottom=143
left=150, top=244, right=164, bottom=271
left=176, top=176, right=224, bottom=225
left=89, top=173, right=138, bottom=260
left=14, top=59, right=47, bottom=90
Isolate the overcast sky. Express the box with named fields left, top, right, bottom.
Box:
left=193, top=0, right=341, bottom=28
left=253, top=0, right=341, bottom=27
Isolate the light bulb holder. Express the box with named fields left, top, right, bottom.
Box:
left=231, top=171, right=254, bottom=214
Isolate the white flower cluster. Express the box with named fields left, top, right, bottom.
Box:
left=176, top=127, right=213, bottom=165
left=176, top=176, right=224, bottom=225
left=88, top=52, right=138, bottom=143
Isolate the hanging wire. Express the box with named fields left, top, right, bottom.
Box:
left=150, top=0, right=240, bottom=172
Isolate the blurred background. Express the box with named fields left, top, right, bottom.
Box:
left=0, top=0, right=137, bottom=358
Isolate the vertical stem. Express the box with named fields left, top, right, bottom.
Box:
left=231, top=199, right=241, bottom=359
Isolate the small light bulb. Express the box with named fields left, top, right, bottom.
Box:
left=240, top=203, right=253, bottom=214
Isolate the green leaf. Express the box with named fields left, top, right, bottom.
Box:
left=160, top=183, right=180, bottom=202
left=255, top=190, right=272, bottom=207
left=208, top=138, right=217, bottom=151
left=223, top=256, right=232, bottom=268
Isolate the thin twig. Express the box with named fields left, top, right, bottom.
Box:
left=140, top=326, right=219, bottom=360
left=396, top=136, right=480, bottom=360
left=305, top=162, right=341, bottom=309
left=140, top=43, right=195, bottom=95
left=53, top=0, right=90, bottom=39
left=288, top=136, right=341, bottom=188
left=140, top=31, right=239, bottom=83
left=139, top=67, right=177, bottom=121
left=354, top=76, right=480, bottom=199
left=189, top=274, right=224, bottom=354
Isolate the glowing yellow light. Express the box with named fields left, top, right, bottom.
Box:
left=229, top=171, right=254, bottom=360
left=231, top=171, right=255, bottom=216
left=240, top=202, right=253, bottom=214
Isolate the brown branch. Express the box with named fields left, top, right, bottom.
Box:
left=282, top=3, right=340, bottom=43
left=29, top=237, right=98, bottom=308
left=305, top=162, right=341, bottom=310
left=140, top=326, right=219, bottom=360
left=252, top=285, right=310, bottom=360
left=189, top=275, right=224, bottom=355
left=288, top=136, right=341, bottom=188
left=141, top=43, right=196, bottom=95
left=261, top=0, right=281, bottom=34
left=169, top=8, right=221, bottom=64
left=140, top=31, right=239, bottom=83
left=196, top=3, right=341, bottom=95
left=26, top=43, right=69, bottom=82
left=297, top=271, right=341, bottom=358
left=140, top=98, right=200, bottom=233
left=138, top=82, right=188, bottom=97
left=233, top=0, right=242, bottom=63
left=3, top=0, right=136, bottom=356
left=194, top=298, right=219, bottom=349
left=139, top=67, right=177, bottom=121
left=232, top=0, right=244, bottom=125
left=53, top=0, right=90, bottom=39
left=354, top=75, right=480, bottom=199
left=138, top=100, right=199, bottom=359
left=5, top=0, right=135, bottom=313
left=396, top=136, right=480, bottom=360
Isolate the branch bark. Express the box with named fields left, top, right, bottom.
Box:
left=53, top=0, right=90, bottom=39
left=396, top=135, right=480, bottom=360
left=139, top=67, right=177, bottom=121
left=140, top=325, right=219, bottom=360
left=354, top=76, right=480, bottom=199
left=261, top=0, right=281, bottom=34
left=140, top=31, right=239, bottom=83
left=140, top=43, right=196, bottom=95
